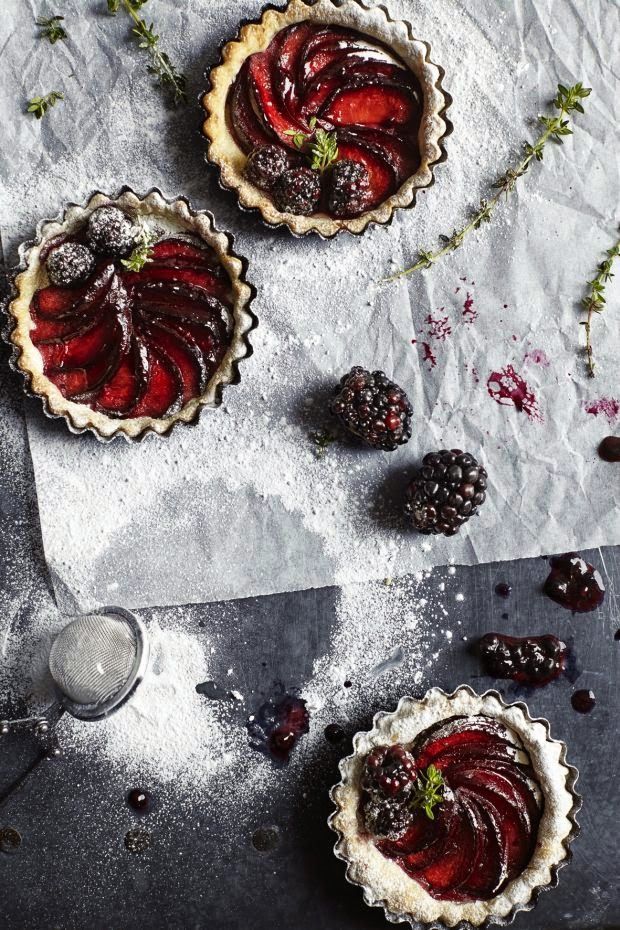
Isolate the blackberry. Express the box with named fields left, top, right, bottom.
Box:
left=330, top=366, right=413, bottom=452
left=362, top=744, right=417, bottom=800
left=363, top=795, right=413, bottom=839
left=86, top=205, right=138, bottom=258
left=274, top=167, right=321, bottom=215
left=245, top=145, right=289, bottom=190
left=478, top=633, right=567, bottom=687
left=46, top=242, right=95, bottom=288
left=405, top=449, right=487, bottom=535
left=327, top=159, right=370, bottom=217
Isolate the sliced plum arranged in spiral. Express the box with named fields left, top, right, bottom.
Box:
left=370, top=716, right=543, bottom=902
left=229, top=22, right=423, bottom=216
left=30, top=238, right=233, bottom=419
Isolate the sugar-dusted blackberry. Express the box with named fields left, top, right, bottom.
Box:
left=363, top=795, right=413, bottom=839
left=327, top=159, right=370, bottom=217
left=330, top=366, right=413, bottom=452
left=274, top=167, right=321, bottom=215
left=478, top=633, right=567, bottom=687
left=86, top=205, right=138, bottom=258
left=245, top=145, right=289, bottom=190
left=405, top=449, right=487, bottom=535
left=362, top=744, right=417, bottom=800
left=46, top=242, right=95, bottom=288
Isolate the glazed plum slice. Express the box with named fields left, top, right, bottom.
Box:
left=230, top=63, right=275, bottom=151
left=322, top=84, right=418, bottom=127
left=29, top=234, right=234, bottom=420
left=362, top=716, right=543, bottom=903
left=248, top=50, right=306, bottom=146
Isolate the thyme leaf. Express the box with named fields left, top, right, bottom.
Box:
left=409, top=765, right=444, bottom=820
left=386, top=82, right=591, bottom=282
left=27, top=91, right=64, bottom=119
left=36, top=15, right=67, bottom=44
left=581, top=236, right=620, bottom=377
left=284, top=117, right=339, bottom=173
left=120, top=225, right=156, bottom=272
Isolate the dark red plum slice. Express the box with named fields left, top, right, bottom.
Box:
left=337, top=140, right=396, bottom=208
left=229, top=63, right=275, bottom=151
left=377, top=811, right=437, bottom=860
left=93, top=344, right=146, bottom=415
left=143, top=320, right=205, bottom=403
left=248, top=51, right=305, bottom=146
left=136, top=292, right=231, bottom=342
left=172, top=320, right=226, bottom=377
left=149, top=238, right=220, bottom=269
left=322, top=84, right=417, bottom=127
left=122, top=265, right=229, bottom=299
left=343, top=127, right=420, bottom=184
left=273, top=22, right=316, bottom=116
left=38, top=313, right=119, bottom=372
left=123, top=347, right=182, bottom=419
left=32, top=264, right=115, bottom=321
left=453, top=794, right=507, bottom=900
left=412, top=801, right=477, bottom=899
left=47, top=349, right=121, bottom=399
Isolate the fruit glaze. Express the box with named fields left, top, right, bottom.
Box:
left=31, top=234, right=233, bottom=420
left=228, top=22, right=423, bottom=217
left=363, top=716, right=543, bottom=902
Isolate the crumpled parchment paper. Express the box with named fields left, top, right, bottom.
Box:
left=1, top=0, right=619, bottom=612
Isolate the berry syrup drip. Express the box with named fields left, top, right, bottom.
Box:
left=229, top=23, right=423, bottom=217
left=478, top=633, right=567, bottom=687
left=31, top=236, right=233, bottom=419
left=494, top=582, right=512, bottom=598
left=598, top=436, right=620, bottom=462
left=127, top=789, right=153, bottom=813
left=363, top=716, right=542, bottom=902
left=324, top=723, right=347, bottom=744
left=487, top=365, right=542, bottom=421
left=543, top=553, right=605, bottom=613
left=571, top=689, right=596, bottom=713
left=247, top=693, right=310, bottom=765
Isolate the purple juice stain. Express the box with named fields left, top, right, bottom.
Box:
left=543, top=553, right=605, bottom=613
left=571, top=689, right=596, bottom=714
left=247, top=693, right=309, bottom=765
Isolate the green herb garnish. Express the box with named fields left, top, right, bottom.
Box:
left=409, top=765, right=444, bottom=820
left=121, top=225, right=156, bottom=272
left=36, top=15, right=67, bottom=44
left=27, top=91, right=64, bottom=119
left=581, top=236, right=620, bottom=377
left=310, top=429, right=337, bottom=459
left=107, top=0, right=187, bottom=105
left=386, top=82, right=591, bottom=282
left=284, top=116, right=339, bottom=173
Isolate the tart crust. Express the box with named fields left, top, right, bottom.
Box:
left=328, top=686, right=580, bottom=929
left=201, top=0, right=452, bottom=237
left=5, top=189, right=257, bottom=442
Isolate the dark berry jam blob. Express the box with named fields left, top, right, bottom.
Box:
left=598, top=436, right=620, bottom=462
left=366, top=716, right=542, bottom=902
left=127, top=789, right=152, bottom=813
left=324, top=723, right=346, bottom=744
left=571, top=689, right=596, bottom=713
left=478, top=633, right=567, bottom=686
left=543, top=553, right=605, bottom=613
left=405, top=449, right=487, bottom=536
left=247, top=693, right=309, bottom=765
left=494, top=582, right=512, bottom=598
left=330, top=366, right=413, bottom=452
left=46, top=242, right=95, bottom=288
left=86, top=205, right=138, bottom=258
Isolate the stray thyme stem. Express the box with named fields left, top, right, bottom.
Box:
left=107, top=0, right=187, bottom=105
left=386, top=82, right=591, bottom=282
left=580, top=236, right=620, bottom=377
left=36, top=15, right=67, bottom=44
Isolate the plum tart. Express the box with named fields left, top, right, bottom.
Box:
left=329, top=687, right=580, bottom=928
left=6, top=190, right=256, bottom=441
left=202, top=0, right=451, bottom=237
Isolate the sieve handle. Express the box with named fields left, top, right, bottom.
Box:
left=0, top=703, right=65, bottom=814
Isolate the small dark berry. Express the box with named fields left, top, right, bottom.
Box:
left=274, top=167, right=321, bottom=215
left=86, top=205, right=137, bottom=258
left=245, top=145, right=289, bottom=190
left=327, top=159, right=370, bottom=217
left=405, top=449, right=487, bottom=535
left=362, top=744, right=417, bottom=799
left=46, top=242, right=95, bottom=288
left=330, top=366, right=413, bottom=451
left=363, top=795, right=413, bottom=839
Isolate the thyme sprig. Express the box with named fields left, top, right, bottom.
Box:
left=386, top=82, right=591, bottom=282
left=409, top=764, right=444, bottom=820
left=36, top=15, right=67, bottom=44
left=121, top=225, right=156, bottom=272
left=284, top=117, right=339, bottom=172
left=107, top=0, right=187, bottom=105
left=580, top=237, right=620, bottom=377
left=27, top=91, right=64, bottom=119
left=309, top=429, right=337, bottom=459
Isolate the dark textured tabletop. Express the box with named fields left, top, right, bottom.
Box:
left=0, top=337, right=619, bottom=930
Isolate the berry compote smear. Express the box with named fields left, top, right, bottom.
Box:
left=543, top=553, right=605, bottom=613
left=361, top=716, right=542, bottom=902
left=478, top=633, right=567, bottom=687
left=32, top=220, right=233, bottom=420
left=230, top=23, right=423, bottom=217
left=247, top=693, right=310, bottom=765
